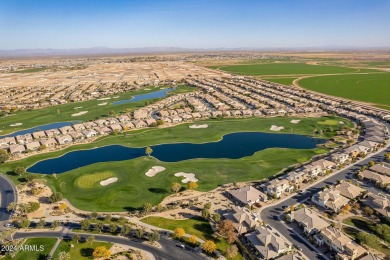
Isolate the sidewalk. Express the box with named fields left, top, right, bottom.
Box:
left=47, top=238, right=61, bottom=259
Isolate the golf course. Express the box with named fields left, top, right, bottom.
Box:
left=1, top=116, right=354, bottom=211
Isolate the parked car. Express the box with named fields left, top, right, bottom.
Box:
left=176, top=244, right=185, bottom=249
left=294, top=244, right=302, bottom=251
left=4, top=223, right=14, bottom=228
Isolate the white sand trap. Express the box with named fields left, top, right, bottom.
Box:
left=97, top=97, right=111, bottom=101
left=270, top=125, right=284, bottom=131
left=71, top=111, right=88, bottom=117
left=74, top=106, right=83, bottom=109
left=339, top=121, right=344, bottom=124
left=145, top=166, right=166, bottom=177
left=290, top=120, right=301, bottom=124
left=144, top=88, right=151, bottom=90
left=100, top=177, right=118, bottom=186
left=98, top=102, right=107, bottom=106
left=10, top=123, right=23, bottom=127
left=189, top=124, right=208, bottom=129
left=174, top=172, right=198, bottom=183
left=113, top=96, right=119, bottom=99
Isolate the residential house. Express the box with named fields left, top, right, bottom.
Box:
left=25, top=141, right=41, bottom=151
left=72, top=123, right=86, bottom=131
left=32, top=131, right=46, bottom=140
left=39, top=138, right=58, bottom=147
left=245, top=225, right=291, bottom=259
left=9, top=144, right=26, bottom=154
left=370, top=164, right=390, bottom=177
left=56, top=135, right=73, bottom=145
left=361, top=193, right=390, bottom=217
left=70, top=132, right=85, bottom=141
left=82, top=129, right=98, bottom=138
left=223, top=206, right=259, bottom=234
left=359, top=170, right=390, bottom=187
left=134, top=120, right=147, bottom=128
left=109, top=124, right=123, bottom=132
left=265, top=179, right=292, bottom=198
left=330, top=152, right=350, bottom=165
left=286, top=207, right=329, bottom=235
left=286, top=170, right=308, bottom=184
left=227, top=186, right=267, bottom=206
left=311, top=188, right=350, bottom=212
left=145, top=118, right=157, bottom=126
left=59, top=126, right=75, bottom=135
left=335, top=181, right=365, bottom=200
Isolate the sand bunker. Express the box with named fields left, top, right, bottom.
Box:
left=98, top=102, right=107, bottom=106
left=270, top=125, right=284, bottom=131
left=74, top=106, right=83, bottom=109
left=71, top=111, right=88, bottom=117
left=10, top=123, right=23, bottom=127
left=145, top=166, right=166, bottom=177
left=290, top=120, right=301, bottom=124
left=189, top=124, right=208, bottom=129
left=174, top=172, right=198, bottom=183
left=339, top=121, right=344, bottom=124
left=113, top=96, right=119, bottom=99
left=97, top=97, right=111, bottom=101
left=100, top=177, right=118, bottom=186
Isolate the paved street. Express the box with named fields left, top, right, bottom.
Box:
left=0, top=174, right=17, bottom=230
left=260, top=122, right=390, bottom=260
left=13, top=229, right=206, bottom=260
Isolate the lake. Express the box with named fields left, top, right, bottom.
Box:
left=1, top=121, right=80, bottom=138
left=27, top=132, right=325, bottom=174
left=112, top=88, right=174, bottom=105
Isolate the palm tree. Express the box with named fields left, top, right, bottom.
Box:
left=7, top=202, right=16, bottom=212
left=58, top=251, right=71, bottom=260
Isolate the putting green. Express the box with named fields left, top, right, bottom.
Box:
left=75, top=171, right=115, bottom=188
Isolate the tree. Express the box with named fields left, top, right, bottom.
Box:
left=87, top=235, right=95, bottom=245
left=57, top=251, right=71, bottom=260
left=202, top=208, right=210, bottom=219
left=59, top=203, right=67, bottom=211
left=37, top=218, right=46, bottom=229
left=226, top=244, right=238, bottom=259
left=13, top=166, right=25, bottom=176
left=19, top=218, right=30, bottom=229
left=385, top=152, right=390, bottom=162
left=104, top=214, right=112, bottom=222
left=204, top=202, right=211, bottom=209
left=212, top=213, right=221, bottom=223
left=148, top=230, right=160, bottom=242
left=72, top=234, right=81, bottom=244
left=52, top=220, right=60, bottom=229
left=136, top=228, right=144, bottom=239
left=171, top=182, right=182, bottom=193
left=90, top=211, right=98, bottom=219
left=187, top=181, right=198, bottom=190
left=189, top=235, right=198, bottom=245
left=363, top=206, right=374, bottom=216
left=80, top=219, right=90, bottom=231
left=92, top=246, right=111, bottom=259
left=143, top=202, right=153, bottom=214
left=121, top=224, right=131, bottom=236
left=145, top=146, right=153, bottom=157
left=49, top=192, right=63, bottom=203
left=7, top=202, right=16, bottom=212
left=217, top=220, right=237, bottom=244
left=173, top=227, right=185, bottom=238
left=202, top=240, right=217, bottom=254
left=27, top=202, right=40, bottom=213
left=95, top=221, right=104, bottom=233
left=368, top=161, right=376, bottom=167
left=109, top=223, right=118, bottom=234
left=0, top=149, right=9, bottom=163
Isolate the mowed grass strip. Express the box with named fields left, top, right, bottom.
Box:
left=52, top=240, right=113, bottom=260
left=298, top=73, right=390, bottom=108
left=75, top=171, right=115, bottom=188
left=3, top=238, right=57, bottom=260
left=212, top=63, right=360, bottom=76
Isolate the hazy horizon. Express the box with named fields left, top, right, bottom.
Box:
left=1, top=0, right=389, bottom=50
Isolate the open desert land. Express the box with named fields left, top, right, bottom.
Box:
left=204, top=53, right=390, bottom=109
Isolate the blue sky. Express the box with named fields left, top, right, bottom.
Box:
left=0, top=0, right=389, bottom=50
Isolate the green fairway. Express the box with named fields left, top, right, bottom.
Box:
left=4, top=238, right=57, bottom=260
left=0, top=116, right=353, bottom=211
left=0, top=85, right=196, bottom=135
left=316, top=119, right=340, bottom=125
left=298, top=73, right=390, bottom=109
left=211, top=63, right=362, bottom=76
left=52, top=240, right=113, bottom=260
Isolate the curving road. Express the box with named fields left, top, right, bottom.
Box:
left=0, top=174, right=17, bottom=229
left=13, top=229, right=206, bottom=260
left=260, top=122, right=390, bottom=260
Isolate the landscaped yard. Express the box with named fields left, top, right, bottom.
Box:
left=297, top=73, right=390, bottom=109
left=52, top=240, right=113, bottom=260
left=3, top=238, right=57, bottom=260
left=0, top=116, right=353, bottom=211
left=141, top=216, right=243, bottom=259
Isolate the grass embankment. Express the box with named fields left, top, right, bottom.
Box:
left=52, top=240, right=113, bottom=260
left=262, top=77, right=296, bottom=85
left=142, top=216, right=243, bottom=259
left=297, top=73, right=390, bottom=109
left=0, top=116, right=353, bottom=211
left=3, top=238, right=57, bottom=260
left=0, top=85, right=196, bottom=135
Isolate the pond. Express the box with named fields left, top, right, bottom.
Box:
left=112, top=87, right=174, bottom=105
left=27, top=132, right=325, bottom=174
left=1, top=121, right=80, bottom=138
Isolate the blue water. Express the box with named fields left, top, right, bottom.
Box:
left=27, top=132, right=325, bottom=174
left=112, top=88, right=174, bottom=105
left=1, top=121, right=80, bottom=138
